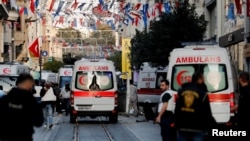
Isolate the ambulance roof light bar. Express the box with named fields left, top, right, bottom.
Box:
left=181, top=42, right=217, bottom=46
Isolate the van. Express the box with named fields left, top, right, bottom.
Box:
left=70, top=58, right=118, bottom=123
left=0, top=63, right=30, bottom=92
left=58, top=66, right=73, bottom=88
left=167, top=45, right=238, bottom=125
left=137, top=62, right=168, bottom=108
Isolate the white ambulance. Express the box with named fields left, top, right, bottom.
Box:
left=70, top=58, right=118, bottom=123
left=167, top=45, right=238, bottom=125
left=137, top=62, right=168, bottom=106
left=0, top=63, right=30, bottom=92
left=58, top=66, right=73, bottom=88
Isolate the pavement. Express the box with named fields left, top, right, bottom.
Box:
left=33, top=113, right=162, bottom=141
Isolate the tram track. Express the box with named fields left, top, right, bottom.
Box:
left=72, top=117, right=114, bottom=141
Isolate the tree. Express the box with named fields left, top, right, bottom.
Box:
left=43, top=58, right=64, bottom=73
left=107, top=51, right=122, bottom=71
left=131, top=2, right=207, bottom=70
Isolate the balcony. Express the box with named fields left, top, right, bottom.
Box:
left=14, top=31, right=25, bottom=45
left=7, top=10, right=19, bottom=21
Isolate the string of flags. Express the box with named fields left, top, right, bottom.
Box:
left=13, top=0, right=180, bottom=30
left=3, top=0, right=246, bottom=31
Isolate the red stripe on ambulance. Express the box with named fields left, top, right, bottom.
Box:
left=137, top=88, right=162, bottom=95
left=173, top=93, right=232, bottom=102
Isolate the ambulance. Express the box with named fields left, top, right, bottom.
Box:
left=137, top=62, right=168, bottom=107
left=167, top=45, right=238, bottom=125
left=70, top=58, right=118, bottom=123
left=0, top=62, right=30, bottom=93
left=58, top=65, right=73, bottom=88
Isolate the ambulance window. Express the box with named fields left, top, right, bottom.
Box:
left=59, top=76, right=72, bottom=88
left=156, top=72, right=167, bottom=89
left=171, top=65, right=195, bottom=91
left=203, top=64, right=228, bottom=92
left=75, top=71, right=114, bottom=91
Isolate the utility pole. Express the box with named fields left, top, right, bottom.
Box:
left=39, top=49, right=42, bottom=83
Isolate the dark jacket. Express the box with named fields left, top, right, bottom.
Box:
left=0, top=87, right=44, bottom=141
left=174, top=82, right=215, bottom=132
left=237, top=84, right=250, bottom=130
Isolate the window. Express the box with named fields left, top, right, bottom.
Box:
left=59, top=76, right=72, bottom=88
left=155, top=72, right=167, bottom=89
left=171, top=64, right=228, bottom=92
left=75, top=71, right=114, bottom=91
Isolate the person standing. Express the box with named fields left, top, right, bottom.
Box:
left=155, top=79, right=175, bottom=141
left=129, top=80, right=139, bottom=117
left=174, top=72, right=214, bottom=141
left=235, top=72, right=250, bottom=138
left=60, top=82, right=71, bottom=116
left=0, top=73, right=43, bottom=141
left=41, top=83, right=56, bottom=129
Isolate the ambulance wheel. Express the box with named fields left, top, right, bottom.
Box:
left=109, top=114, right=118, bottom=123
left=70, top=115, right=76, bottom=124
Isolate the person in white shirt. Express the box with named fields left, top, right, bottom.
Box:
left=41, top=83, right=56, bottom=129
left=60, top=82, right=71, bottom=115
left=33, top=80, right=42, bottom=103
left=155, top=79, right=175, bottom=141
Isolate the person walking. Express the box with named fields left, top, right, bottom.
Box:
left=41, top=83, right=56, bottom=129
left=53, top=83, right=62, bottom=114
left=0, top=73, right=44, bottom=141
left=174, top=72, right=215, bottom=141
left=60, top=82, right=71, bottom=116
left=33, top=80, right=42, bottom=104
left=129, top=80, right=139, bottom=117
left=235, top=72, right=250, bottom=140
left=155, top=79, right=175, bottom=141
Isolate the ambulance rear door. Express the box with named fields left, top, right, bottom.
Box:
left=73, top=61, right=116, bottom=111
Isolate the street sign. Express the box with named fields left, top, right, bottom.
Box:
left=48, top=57, right=53, bottom=62
left=41, top=51, right=48, bottom=57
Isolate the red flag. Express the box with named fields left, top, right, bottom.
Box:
left=29, top=38, right=39, bottom=57
left=235, top=0, right=241, bottom=14
left=19, top=7, right=25, bottom=15
left=71, top=2, right=79, bottom=10
left=30, top=0, right=35, bottom=14
left=49, top=0, right=56, bottom=12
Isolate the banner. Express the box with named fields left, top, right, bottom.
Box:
left=121, top=38, right=132, bottom=80
left=29, top=38, right=40, bottom=58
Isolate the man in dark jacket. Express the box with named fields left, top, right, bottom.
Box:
left=174, top=72, right=214, bottom=141
left=236, top=72, right=250, bottom=139
left=0, top=73, right=44, bottom=141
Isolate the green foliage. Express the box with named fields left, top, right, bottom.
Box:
left=131, top=2, right=207, bottom=70
left=43, top=58, right=64, bottom=73
left=107, top=51, right=122, bottom=71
